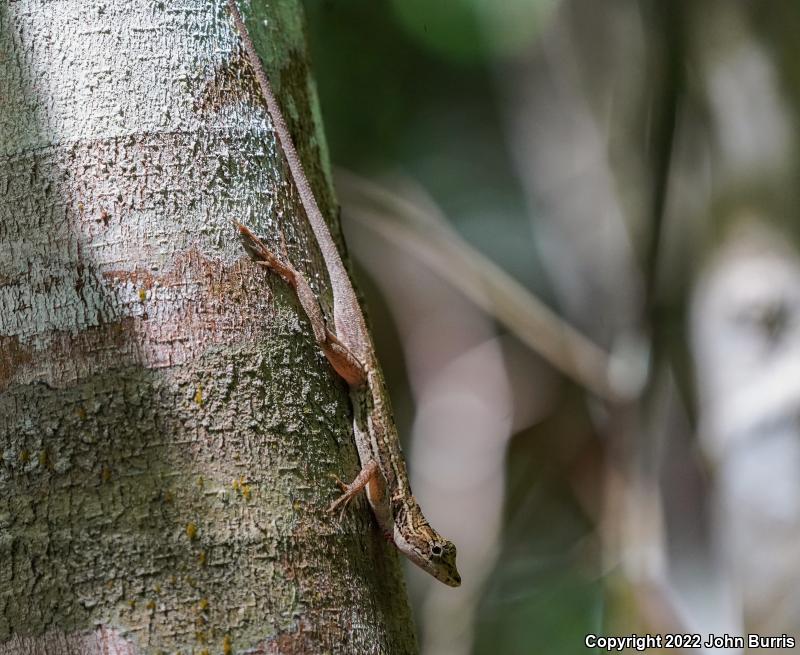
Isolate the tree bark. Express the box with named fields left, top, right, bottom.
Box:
left=0, top=1, right=417, bottom=653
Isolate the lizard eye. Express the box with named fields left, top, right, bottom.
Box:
left=431, top=545, right=442, bottom=556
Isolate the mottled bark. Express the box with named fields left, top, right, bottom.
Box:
left=0, top=1, right=416, bottom=653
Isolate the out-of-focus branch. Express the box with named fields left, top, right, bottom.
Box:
left=335, top=168, right=630, bottom=403
left=641, top=0, right=684, bottom=321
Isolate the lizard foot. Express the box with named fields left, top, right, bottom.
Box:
left=328, top=474, right=359, bottom=518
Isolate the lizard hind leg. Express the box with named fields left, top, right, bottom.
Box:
left=235, top=221, right=367, bottom=387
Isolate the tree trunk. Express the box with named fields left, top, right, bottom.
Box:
left=0, top=1, right=417, bottom=653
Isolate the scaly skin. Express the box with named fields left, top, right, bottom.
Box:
left=228, top=0, right=460, bottom=587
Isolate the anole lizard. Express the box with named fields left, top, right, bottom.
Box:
left=226, top=0, right=461, bottom=587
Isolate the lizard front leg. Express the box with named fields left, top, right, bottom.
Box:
left=329, top=459, right=394, bottom=539
left=329, top=459, right=381, bottom=513
left=235, top=222, right=366, bottom=386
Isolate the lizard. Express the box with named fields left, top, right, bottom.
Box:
left=226, top=0, right=461, bottom=587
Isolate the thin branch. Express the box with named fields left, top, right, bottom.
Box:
left=335, top=169, right=630, bottom=403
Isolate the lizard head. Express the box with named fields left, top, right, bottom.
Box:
left=424, top=537, right=461, bottom=587
left=393, top=519, right=461, bottom=587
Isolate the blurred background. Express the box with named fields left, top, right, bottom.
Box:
left=302, top=0, right=800, bottom=652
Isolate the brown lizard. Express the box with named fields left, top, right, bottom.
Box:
left=226, top=0, right=461, bottom=587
